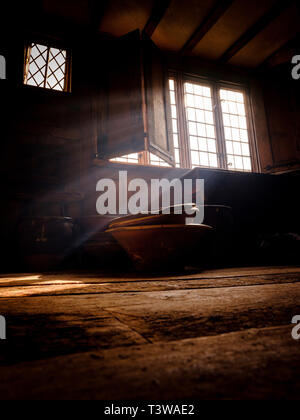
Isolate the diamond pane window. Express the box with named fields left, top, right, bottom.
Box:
left=24, top=43, right=70, bottom=92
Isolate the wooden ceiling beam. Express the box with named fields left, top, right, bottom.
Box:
left=219, top=0, right=295, bottom=64
left=143, top=0, right=172, bottom=38
left=181, top=0, right=235, bottom=55
left=259, top=33, right=300, bottom=69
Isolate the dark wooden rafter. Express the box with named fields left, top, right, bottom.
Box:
left=143, top=0, right=172, bottom=38
left=259, top=33, right=300, bottom=69
left=181, top=0, right=235, bottom=55
left=219, top=0, right=296, bottom=64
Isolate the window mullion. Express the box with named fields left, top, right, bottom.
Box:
left=212, top=84, right=227, bottom=169
left=23, top=45, right=31, bottom=84
left=44, top=47, right=51, bottom=89
left=244, top=92, right=261, bottom=173
left=176, top=73, right=191, bottom=169
left=139, top=151, right=148, bottom=165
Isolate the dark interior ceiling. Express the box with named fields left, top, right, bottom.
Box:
left=41, top=0, right=299, bottom=69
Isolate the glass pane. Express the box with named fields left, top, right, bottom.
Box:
left=243, top=157, right=252, bottom=171
left=184, top=81, right=219, bottom=169
left=206, top=125, right=215, bottom=138
left=190, top=136, right=198, bottom=150
left=209, top=153, right=218, bottom=168
left=110, top=153, right=139, bottom=164
left=199, top=138, right=207, bottom=151
left=26, top=43, right=47, bottom=87
left=186, top=94, right=194, bottom=107
left=47, top=48, right=67, bottom=91
left=187, top=108, right=196, bottom=121
left=171, top=105, right=177, bottom=119
left=168, top=78, right=182, bottom=168
left=200, top=152, right=209, bottom=167
left=170, top=91, right=176, bottom=105
left=220, top=88, right=252, bottom=172
left=186, top=83, right=194, bottom=94
left=149, top=153, right=171, bottom=167
left=241, top=143, right=250, bottom=156
left=191, top=151, right=200, bottom=166
left=197, top=123, right=206, bottom=137
left=205, top=111, right=214, bottom=124
left=226, top=141, right=233, bottom=155
left=196, top=109, right=205, bottom=123
left=189, top=122, right=197, bottom=136
left=207, top=139, right=217, bottom=153
left=173, top=134, right=179, bottom=148
left=172, top=119, right=178, bottom=133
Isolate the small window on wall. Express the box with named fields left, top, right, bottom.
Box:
left=24, top=43, right=71, bottom=92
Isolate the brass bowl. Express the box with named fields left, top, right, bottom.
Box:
left=108, top=204, right=199, bottom=229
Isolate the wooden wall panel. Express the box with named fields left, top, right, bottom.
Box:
left=250, top=80, right=274, bottom=171
left=99, top=31, right=145, bottom=159
left=143, top=38, right=174, bottom=165
left=262, top=72, right=300, bottom=171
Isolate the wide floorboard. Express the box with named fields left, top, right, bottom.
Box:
left=0, top=266, right=299, bottom=400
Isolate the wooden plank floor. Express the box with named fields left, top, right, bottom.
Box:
left=0, top=266, right=300, bottom=400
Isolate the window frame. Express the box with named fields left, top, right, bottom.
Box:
left=110, top=150, right=172, bottom=168
left=23, top=41, right=72, bottom=93
left=170, top=71, right=260, bottom=172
